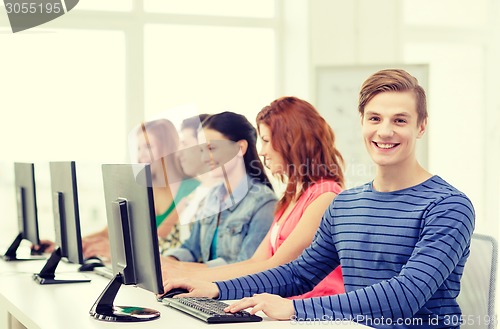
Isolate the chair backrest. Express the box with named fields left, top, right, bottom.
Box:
left=457, top=233, right=497, bottom=329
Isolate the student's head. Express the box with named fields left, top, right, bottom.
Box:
left=200, top=112, right=273, bottom=190
left=358, top=69, right=427, bottom=168
left=358, top=69, right=427, bottom=125
left=137, top=119, right=179, bottom=163
left=180, top=114, right=210, bottom=148
left=177, top=114, right=209, bottom=177
left=257, top=96, right=344, bottom=210
left=136, top=119, right=182, bottom=181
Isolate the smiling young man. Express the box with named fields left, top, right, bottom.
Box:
left=164, top=69, right=475, bottom=329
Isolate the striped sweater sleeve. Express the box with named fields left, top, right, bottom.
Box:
left=295, top=194, right=474, bottom=321
left=216, top=194, right=474, bottom=323
left=216, top=202, right=341, bottom=299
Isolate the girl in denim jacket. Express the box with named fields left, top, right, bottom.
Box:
left=163, top=112, right=277, bottom=268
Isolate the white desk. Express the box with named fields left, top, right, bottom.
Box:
left=0, top=258, right=371, bottom=329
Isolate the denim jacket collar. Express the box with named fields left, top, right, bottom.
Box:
left=206, top=174, right=255, bottom=214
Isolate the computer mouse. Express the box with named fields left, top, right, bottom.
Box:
left=85, top=256, right=102, bottom=262
left=78, top=257, right=105, bottom=272
left=159, top=288, right=190, bottom=299
left=30, top=242, right=53, bottom=255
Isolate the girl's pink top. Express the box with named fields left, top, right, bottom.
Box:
left=267, top=179, right=345, bottom=299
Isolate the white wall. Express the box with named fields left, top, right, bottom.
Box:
left=308, top=0, right=499, bottom=238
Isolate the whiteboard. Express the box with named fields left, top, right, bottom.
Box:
left=315, top=64, right=429, bottom=188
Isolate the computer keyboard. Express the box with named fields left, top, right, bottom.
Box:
left=162, top=297, right=262, bottom=324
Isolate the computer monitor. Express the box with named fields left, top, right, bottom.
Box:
left=32, top=161, right=91, bottom=284
left=3, top=162, right=45, bottom=261
left=89, top=163, right=164, bottom=322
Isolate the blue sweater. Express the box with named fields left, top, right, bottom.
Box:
left=216, top=176, right=475, bottom=329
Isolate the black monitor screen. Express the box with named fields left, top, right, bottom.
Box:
left=90, top=163, right=163, bottom=322
left=49, top=161, right=84, bottom=265
left=102, top=163, right=163, bottom=294
left=32, top=161, right=90, bottom=284
left=3, top=163, right=45, bottom=261
left=14, top=162, right=40, bottom=245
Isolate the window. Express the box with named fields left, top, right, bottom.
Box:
left=144, top=24, right=275, bottom=122
left=0, top=1, right=279, bottom=246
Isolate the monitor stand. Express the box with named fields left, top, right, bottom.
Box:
left=2, top=233, right=46, bottom=261
left=33, top=247, right=91, bottom=284
left=90, top=273, right=160, bottom=322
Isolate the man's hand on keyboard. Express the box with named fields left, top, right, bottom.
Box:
left=224, top=293, right=294, bottom=321
left=161, top=279, right=220, bottom=299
